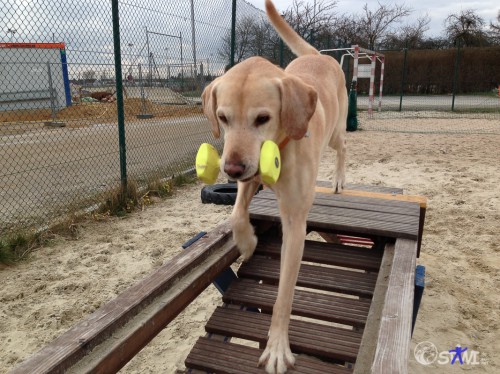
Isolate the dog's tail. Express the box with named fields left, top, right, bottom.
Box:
left=265, top=0, right=319, bottom=57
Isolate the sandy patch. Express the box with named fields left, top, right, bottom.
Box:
left=0, top=119, right=499, bottom=373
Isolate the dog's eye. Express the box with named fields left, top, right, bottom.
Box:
left=255, top=114, right=270, bottom=126
left=218, top=114, right=227, bottom=124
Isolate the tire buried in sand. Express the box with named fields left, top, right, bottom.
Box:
left=201, top=183, right=238, bottom=205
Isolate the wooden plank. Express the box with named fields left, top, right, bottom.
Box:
left=185, top=337, right=353, bottom=374
left=10, top=221, right=238, bottom=374
left=353, top=239, right=417, bottom=374
left=352, top=242, right=395, bottom=373
left=254, top=188, right=421, bottom=214
left=255, top=238, right=383, bottom=272
left=370, top=239, right=417, bottom=373
left=238, top=256, right=377, bottom=297
left=250, top=204, right=419, bottom=239
left=315, top=187, right=427, bottom=208
left=206, top=307, right=362, bottom=362
left=251, top=196, right=419, bottom=223
left=316, top=181, right=403, bottom=194
left=223, top=279, right=370, bottom=327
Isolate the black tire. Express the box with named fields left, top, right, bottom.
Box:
left=201, top=183, right=238, bottom=205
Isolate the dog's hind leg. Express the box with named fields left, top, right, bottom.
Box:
left=329, top=134, right=346, bottom=193
left=231, top=179, right=260, bottom=260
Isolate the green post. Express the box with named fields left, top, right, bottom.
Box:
left=111, top=0, right=127, bottom=191
left=451, top=38, right=461, bottom=111
left=399, top=46, right=408, bottom=112
left=346, top=80, right=358, bottom=131
left=230, top=0, right=236, bottom=68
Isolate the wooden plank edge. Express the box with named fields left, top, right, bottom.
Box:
left=8, top=221, right=236, bottom=374
left=315, top=187, right=427, bottom=209
left=354, top=239, right=417, bottom=374
left=352, top=242, right=394, bottom=374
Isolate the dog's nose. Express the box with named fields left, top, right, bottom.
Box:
left=224, top=162, right=246, bottom=179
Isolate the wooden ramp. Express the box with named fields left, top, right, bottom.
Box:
left=9, top=183, right=425, bottom=374
left=184, top=183, right=424, bottom=374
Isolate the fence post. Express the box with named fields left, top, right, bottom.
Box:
left=111, top=0, right=127, bottom=192
left=399, top=45, right=408, bottom=112
left=451, top=38, right=461, bottom=111
left=46, top=62, right=57, bottom=121
left=230, top=0, right=237, bottom=68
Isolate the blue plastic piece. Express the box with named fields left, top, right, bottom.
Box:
left=412, top=265, right=426, bottom=335
left=181, top=231, right=207, bottom=249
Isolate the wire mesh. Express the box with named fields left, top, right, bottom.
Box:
left=1, top=0, right=499, bottom=235
left=0, top=0, right=262, bottom=233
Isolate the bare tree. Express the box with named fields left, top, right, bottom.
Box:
left=218, top=16, right=263, bottom=65
left=355, top=2, right=412, bottom=50
left=382, top=14, right=430, bottom=49
left=489, top=10, right=500, bottom=44
left=282, top=0, right=338, bottom=41
left=444, top=9, right=490, bottom=46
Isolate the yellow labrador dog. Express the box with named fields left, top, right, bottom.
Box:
left=201, top=0, right=347, bottom=372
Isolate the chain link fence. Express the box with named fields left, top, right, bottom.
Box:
left=1, top=0, right=500, bottom=236
left=0, top=0, right=263, bottom=234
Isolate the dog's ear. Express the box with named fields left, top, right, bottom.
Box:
left=278, top=76, right=318, bottom=140
left=201, top=80, right=220, bottom=138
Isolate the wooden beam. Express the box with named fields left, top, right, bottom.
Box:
left=315, top=187, right=427, bottom=209
left=10, top=221, right=238, bottom=374
left=354, top=239, right=417, bottom=374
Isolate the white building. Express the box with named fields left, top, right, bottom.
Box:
left=0, top=42, right=71, bottom=112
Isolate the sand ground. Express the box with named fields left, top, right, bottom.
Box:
left=1, top=119, right=499, bottom=373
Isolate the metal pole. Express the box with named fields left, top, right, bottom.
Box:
left=230, top=0, right=236, bottom=67
left=146, top=26, right=152, bottom=87
left=111, top=0, right=127, bottom=191
left=46, top=62, right=56, bottom=121
left=179, top=32, right=184, bottom=91
left=190, top=0, right=198, bottom=88
left=378, top=56, right=385, bottom=112
left=139, top=64, right=146, bottom=112
left=399, top=45, right=408, bottom=112
left=451, top=38, right=461, bottom=111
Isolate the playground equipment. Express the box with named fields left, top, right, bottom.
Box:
left=321, top=45, right=385, bottom=119
left=9, top=182, right=427, bottom=374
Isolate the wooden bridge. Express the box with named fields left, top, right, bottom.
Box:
left=9, top=182, right=426, bottom=374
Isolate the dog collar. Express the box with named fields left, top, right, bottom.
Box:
left=277, top=130, right=309, bottom=150
left=278, top=137, right=291, bottom=150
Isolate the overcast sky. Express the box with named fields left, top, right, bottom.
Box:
left=246, top=0, right=499, bottom=37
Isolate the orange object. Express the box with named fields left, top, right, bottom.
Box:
left=0, top=42, right=65, bottom=49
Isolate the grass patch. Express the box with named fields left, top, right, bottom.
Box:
left=0, top=172, right=197, bottom=266
left=98, top=173, right=195, bottom=216
left=0, top=217, right=81, bottom=265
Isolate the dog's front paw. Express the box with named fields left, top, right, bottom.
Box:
left=258, top=333, right=295, bottom=374
left=236, top=232, right=257, bottom=261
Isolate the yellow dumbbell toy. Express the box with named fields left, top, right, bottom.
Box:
left=195, top=140, right=281, bottom=185
left=259, top=140, right=281, bottom=185
left=195, top=143, right=221, bottom=185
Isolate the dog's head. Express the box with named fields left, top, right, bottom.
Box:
left=202, top=57, right=317, bottom=181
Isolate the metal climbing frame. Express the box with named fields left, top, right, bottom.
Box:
left=320, top=45, right=385, bottom=117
